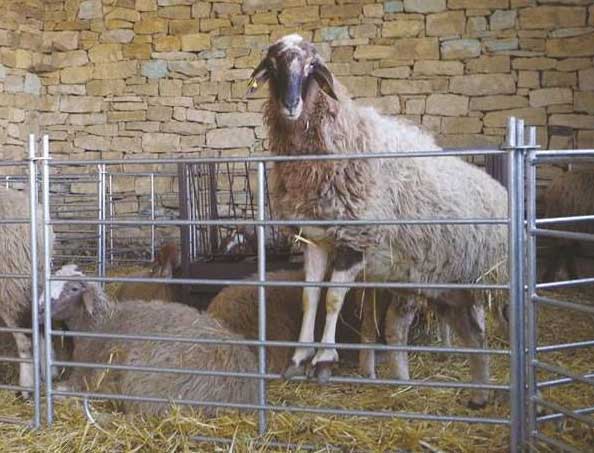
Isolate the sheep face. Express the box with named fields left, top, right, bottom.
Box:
left=38, top=264, right=94, bottom=322
left=247, top=34, right=337, bottom=121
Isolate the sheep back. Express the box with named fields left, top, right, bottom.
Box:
left=67, top=299, right=257, bottom=417
left=268, top=90, right=508, bottom=289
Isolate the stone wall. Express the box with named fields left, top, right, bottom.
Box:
left=0, top=0, right=593, bottom=209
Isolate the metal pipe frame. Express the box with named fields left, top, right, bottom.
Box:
left=27, top=134, right=42, bottom=428
left=527, top=144, right=594, bottom=453
left=51, top=388, right=510, bottom=425
left=506, top=116, right=527, bottom=452
left=4, top=121, right=591, bottom=452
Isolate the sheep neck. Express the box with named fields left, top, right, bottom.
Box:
left=264, top=87, right=337, bottom=156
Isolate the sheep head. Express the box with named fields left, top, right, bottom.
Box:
left=248, top=34, right=337, bottom=121
left=39, top=264, right=107, bottom=323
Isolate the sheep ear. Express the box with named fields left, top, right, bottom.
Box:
left=313, top=63, right=338, bottom=101
left=82, top=285, right=95, bottom=316
left=247, top=59, right=269, bottom=96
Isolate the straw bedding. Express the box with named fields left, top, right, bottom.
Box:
left=0, top=268, right=591, bottom=452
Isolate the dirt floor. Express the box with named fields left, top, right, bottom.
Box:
left=0, top=270, right=592, bottom=452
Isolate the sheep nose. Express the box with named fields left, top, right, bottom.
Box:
left=283, top=99, right=299, bottom=113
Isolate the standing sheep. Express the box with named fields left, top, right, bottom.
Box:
left=1, top=186, right=54, bottom=395
left=41, top=264, right=257, bottom=417
left=541, top=169, right=594, bottom=281
left=115, top=242, right=182, bottom=303
left=248, top=34, right=507, bottom=408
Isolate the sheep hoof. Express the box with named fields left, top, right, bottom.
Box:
left=19, top=391, right=31, bottom=400
left=283, top=363, right=305, bottom=380
left=315, top=362, right=333, bottom=384
left=467, top=399, right=488, bottom=410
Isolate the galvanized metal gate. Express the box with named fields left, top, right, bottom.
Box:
left=0, top=118, right=592, bottom=451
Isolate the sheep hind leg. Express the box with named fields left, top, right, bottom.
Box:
left=438, top=292, right=490, bottom=409
left=284, top=243, right=329, bottom=379
left=358, top=289, right=382, bottom=379
left=311, top=254, right=364, bottom=383
left=384, top=295, right=418, bottom=381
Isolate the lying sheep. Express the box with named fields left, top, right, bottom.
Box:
left=249, top=34, right=507, bottom=408
left=541, top=169, right=594, bottom=281
left=0, top=186, right=54, bottom=395
left=115, top=242, right=182, bottom=303
left=42, top=264, right=257, bottom=417
left=207, top=270, right=451, bottom=380
left=207, top=270, right=361, bottom=373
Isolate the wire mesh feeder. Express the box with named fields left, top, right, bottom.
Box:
left=177, top=160, right=298, bottom=308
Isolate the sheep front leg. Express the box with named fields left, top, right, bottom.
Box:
left=284, top=243, right=329, bottom=379
left=12, top=332, right=33, bottom=399
left=312, top=248, right=364, bottom=383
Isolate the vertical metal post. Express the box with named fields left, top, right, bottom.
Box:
left=525, top=127, right=539, bottom=445
left=150, top=173, right=156, bottom=262
left=41, top=135, right=54, bottom=424
left=108, top=174, right=114, bottom=265
left=27, top=134, right=41, bottom=428
left=507, top=117, right=527, bottom=452
left=256, top=161, right=267, bottom=434
left=97, top=164, right=107, bottom=282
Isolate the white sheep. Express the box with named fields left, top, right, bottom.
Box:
left=248, top=34, right=507, bottom=408
left=1, top=186, right=54, bottom=396
left=41, top=264, right=258, bottom=417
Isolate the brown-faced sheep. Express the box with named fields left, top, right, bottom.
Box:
left=115, top=242, right=182, bottom=303
left=541, top=169, right=594, bottom=281
left=41, top=264, right=257, bottom=417
left=1, top=186, right=54, bottom=395
left=248, top=34, right=507, bottom=408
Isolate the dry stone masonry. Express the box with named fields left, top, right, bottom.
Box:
left=0, top=0, right=592, bottom=213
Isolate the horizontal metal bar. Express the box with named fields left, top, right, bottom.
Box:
left=537, top=340, right=594, bottom=353
left=532, top=295, right=594, bottom=315
left=532, top=397, right=594, bottom=427
left=49, top=148, right=506, bottom=167
left=0, top=219, right=31, bottom=225
left=49, top=275, right=509, bottom=291
left=537, top=405, right=594, bottom=424
left=0, top=273, right=30, bottom=279
left=533, top=149, right=594, bottom=160
left=533, top=361, right=594, bottom=387
left=53, top=359, right=508, bottom=391
left=536, top=276, right=594, bottom=290
left=538, top=373, right=594, bottom=389
left=0, top=383, right=32, bottom=393
left=0, top=160, right=27, bottom=167
left=530, top=228, right=594, bottom=243
left=531, top=432, right=584, bottom=453
left=53, top=389, right=510, bottom=425
left=49, top=217, right=510, bottom=227
left=0, top=356, right=32, bottom=364
left=536, top=214, right=594, bottom=226
left=51, top=329, right=509, bottom=355
left=0, top=326, right=33, bottom=334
